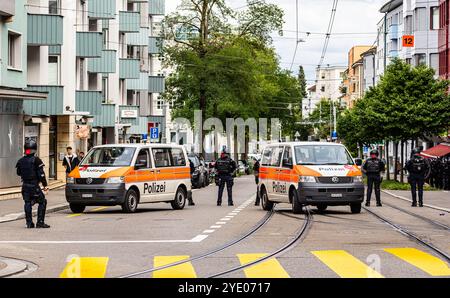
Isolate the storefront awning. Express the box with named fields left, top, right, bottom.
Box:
left=421, top=143, right=450, bottom=158
left=0, top=87, right=47, bottom=100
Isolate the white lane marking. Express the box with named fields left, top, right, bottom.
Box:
left=210, top=225, right=221, bottom=229
left=216, top=222, right=227, bottom=225
left=0, top=239, right=203, bottom=244
left=190, top=235, right=209, bottom=242
left=224, top=215, right=234, bottom=218
left=203, top=230, right=215, bottom=234
left=382, top=190, right=450, bottom=213
left=220, top=218, right=231, bottom=221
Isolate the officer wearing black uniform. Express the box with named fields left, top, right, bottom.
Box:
left=362, top=149, right=385, bottom=207
left=215, top=149, right=237, bottom=206
left=405, top=148, right=430, bottom=207
left=16, top=140, right=50, bottom=228
left=254, top=159, right=261, bottom=206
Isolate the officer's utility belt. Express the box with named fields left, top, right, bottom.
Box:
left=23, top=181, right=39, bottom=187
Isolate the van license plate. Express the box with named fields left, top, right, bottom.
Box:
left=331, top=193, right=343, bottom=198
left=82, top=194, right=93, bottom=198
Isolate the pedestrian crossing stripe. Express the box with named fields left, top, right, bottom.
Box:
left=384, top=248, right=450, bottom=276
left=60, top=257, right=108, bottom=278
left=311, top=250, right=384, bottom=278
left=153, top=256, right=197, bottom=278
left=237, top=254, right=290, bottom=278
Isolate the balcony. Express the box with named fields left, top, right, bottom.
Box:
left=119, top=58, right=140, bottom=79
left=88, top=50, right=117, bottom=73
left=92, top=104, right=116, bottom=127
left=389, top=24, right=399, bottom=40
left=119, top=105, right=140, bottom=126
left=75, top=91, right=103, bottom=115
left=128, top=117, right=149, bottom=135
left=88, top=0, right=116, bottom=19
left=27, top=14, right=63, bottom=45
left=149, top=0, right=165, bottom=15
left=148, top=37, right=163, bottom=54
left=127, top=27, right=149, bottom=46
left=76, top=32, right=103, bottom=57
left=148, top=76, right=165, bottom=93
left=24, top=85, right=64, bottom=115
left=389, top=50, right=399, bottom=58
left=127, top=72, right=149, bottom=90
left=119, top=11, right=140, bottom=33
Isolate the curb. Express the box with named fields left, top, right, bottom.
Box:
left=0, top=203, right=69, bottom=224
left=382, top=190, right=450, bottom=213
left=0, top=183, right=66, bottom=202
left=0, top=257, right=28, bottom=278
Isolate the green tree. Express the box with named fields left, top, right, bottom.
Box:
left=308, top=99, right=344, bottom=140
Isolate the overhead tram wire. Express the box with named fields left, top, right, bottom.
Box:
left=289, top=0, right=302, bottom=72
left=318, top=0, right=339, bottom=68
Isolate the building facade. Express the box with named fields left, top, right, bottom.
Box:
left=439, top=0, right=450, bottom=78
left=361, top=47, right=377, bottom=92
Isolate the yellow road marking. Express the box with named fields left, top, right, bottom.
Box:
left=384, top=248, right=450, bottom=276
left=153, top=256, right=197, bottom=278
left=311, top=250, right=384, bottom=278
left=237, top=254, right=290, bottom=278
left=60, top=257, right=109, bottom=278
left=90, top=207, right=109, bottom=212
left=67, top=214, right=82, bottom=218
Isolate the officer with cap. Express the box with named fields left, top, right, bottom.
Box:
left=362, top=149, right=385, bottom=207
left=215, top=147, right=237, bottom=206
left=405, top=148, right=430, bottom=207
left=16, top=140, right=50, bottom=228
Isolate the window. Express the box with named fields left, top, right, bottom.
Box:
left=136, top=149, right=151, bottom=168
left=294, top=145, right=354, bottom=165
left=431, top=6, right=439, bottom=30
left=171, top=148, right=186, bottom=167
left=270, top=147, right=283, bottom=167
left=282, top=147, right=293, bottom=167
left=320, top=86, right=325, bottom=92
left=156, top=98, right=164, bottom=110
left=48, top=56, right=60, bottom=85
left=102, top=77, right=108, bottom=103
left=430, top=53, right=439, bottom=73
left=414, top=8, right=427, bottom=31
left=261, top=147, right=273, bottom=166
left=49, top=0, right=60, bottom=14
left=405, top=15, right=413, bottom=34
left=8, top=31, right=21, bottom=69
left=102, top=28, right=109, bottom=48
left=399, top=11, right=403, bottom=25
left=81, top=147, right=136, bottom=167
left=415, top=53, right=427, bottom=66
left=152, top=148, right=172, bottom=168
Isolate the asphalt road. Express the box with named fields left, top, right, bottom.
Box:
left=0, top=176, right=449, bottom=278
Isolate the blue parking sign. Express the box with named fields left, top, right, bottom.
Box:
left=150, top=127, right=159, bottom=140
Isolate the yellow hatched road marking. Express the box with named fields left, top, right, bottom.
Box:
left=237, top=254, right=290, bottom=278
left=311, top=250, right=384, bottom=278
left=67, top=214, right=82, bottom=218
left=90, top=207, right=109, bottom=212
left=384, top=248, right=450, bottom=276
left=60, top=257, right=109, bottom=278
left=153, top=256, right=197, bottom=278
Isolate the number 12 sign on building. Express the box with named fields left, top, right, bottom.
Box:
left=402, top=35, right=414, bottom=47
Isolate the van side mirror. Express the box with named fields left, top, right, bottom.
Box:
left=283, top=159, right=293, bottom=168
left=355, top=158, right=363, bottom=166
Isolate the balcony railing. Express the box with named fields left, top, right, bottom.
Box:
left=88, top=50, right=117, bottom=73
left=119, top=11, right=140, bottom=33
left=24, top=85, right=64, bottom=115
left=148, top=76, right=165, bottom=93
left=76, top=32, right=103, bottom=57
left=149, top=0, right=165, bottom=15
left=127, top=27, right=149, bottom=46
left=92, top=104, right=116, bottom=127
left=119, top=58, right=140, bottom=79
left=389, top=24, right=399, bottom=40
left=27, top=14, right=63, bottom=45
left=75, top=90, right=103, bottom=115
left=88, top=0, right=116, bottom=19
left=127, top=72, right=149, bottom=90
left=148, top=36, right=163, bottom=54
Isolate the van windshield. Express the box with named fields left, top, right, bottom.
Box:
left=295, top=145, right=354, bottom=166
left=80, top=147, right=136, bottom=167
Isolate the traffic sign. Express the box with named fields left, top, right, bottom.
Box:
left=150, top=127, right=159, bottom=140
left=331, top=131, right=338, bottom=140
left=402, top=35, right=414, bottom=47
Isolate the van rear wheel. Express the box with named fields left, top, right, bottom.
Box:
left=122, top=189, right=138, bottom=213
left=69, top=204, right=85, bottom=214
left=171, top=187, right=186, bottom=210
left=261, top=187, right=273, bottom=211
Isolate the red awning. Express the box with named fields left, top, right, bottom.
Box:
left=420, top=143, right=450, bottom=158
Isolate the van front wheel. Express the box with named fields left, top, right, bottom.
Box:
left=171, top=187, right=186, bottom=210
left=261, top=187, right=273, bottom=211
left=122, top=189, right=138, bottom=213
left=292, top=191, right=303, bottom=214
left=70, top=204, right=85, bottom=214
left=350, top=203, right=361, bottom=214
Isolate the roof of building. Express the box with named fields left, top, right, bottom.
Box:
left=360, top=47, right=377, bottom=57
left=380, top=0, right=403, bottom=13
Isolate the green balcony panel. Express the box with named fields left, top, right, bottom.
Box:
left=119, top=59, right=140, bottom=79
left=119, top=105, right=140, bottom=126
left=88, top=0, right=116, bottom=19
left=127, top=27, right=149, bottom=46
left=49, top=45, right=61, bottom=55
left=119, top=11, right=140, bottom=33
left=76, top=32, right=103, bottom=57
left=128, top=117, right=148, bottom=135
left=27, top=14, right=63, bottom=45
left=149, top=0, right=165, bottom=15
left=148, top=37, right=163, bottom=54
left=24, top=86, right=64, bottom=115
left=148, top=76, right=165, bottom=93
left=92, top=104, right=116, bottom=127
left=127, top=72, right=148, bottom=91
left=88, top=50, right=117, bottom=73
left=75, top=91, right=102, bottom=115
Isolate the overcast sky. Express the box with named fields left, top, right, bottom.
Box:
left=165, top=0, right=387, bottom=84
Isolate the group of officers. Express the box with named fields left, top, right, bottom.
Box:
left=14, top=140, right=441, bottom=228
left=428, top=156, right=450, bottom=191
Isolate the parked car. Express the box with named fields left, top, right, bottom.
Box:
left=200, top=159, right=210, bottom=186
left=238, top=160, right=250, bottom=175
left=188, top=154, right=207, bottom=188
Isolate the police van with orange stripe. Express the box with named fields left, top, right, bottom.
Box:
left=65, top=144, right=192, bottom=213
left=259, top=142, right=364, bottom=214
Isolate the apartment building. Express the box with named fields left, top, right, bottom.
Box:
left=438, top=0, right=450, bottom=78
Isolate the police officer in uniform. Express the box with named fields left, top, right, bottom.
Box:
left=16, top=140, right=50, bottom=228
left=215, top=148, right=237, bottom=206
left=405, top=148, right=430, bottom=207
left=253, top=158, right=261, bottom=206
left=362, top=149, right=385, bottom=207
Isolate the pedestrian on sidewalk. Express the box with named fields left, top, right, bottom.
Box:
left=405, top=148, right=430, bottom=207
left=62, top=147, right=80, bottom=175
left=16, top=140, right=50, bottom=229
left=215, top=148, right=237, bottom=206
left=362, top=149, right=385, bottom=207
left=254, top=158, right=261, bottom=206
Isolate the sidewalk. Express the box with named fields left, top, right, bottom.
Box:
left=0, top=189, right=69, bottom=223
left=382, top=189, right=450, bottom=212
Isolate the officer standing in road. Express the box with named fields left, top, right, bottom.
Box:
left=405, top=148, right=430, bottom=207
left=215, top=148, right=237, bottom=206
left=16, top=140, right=50, bottom=228
left=253, top=158, right=261, bottom=206
left=362, top=149, right=385, bottom=207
